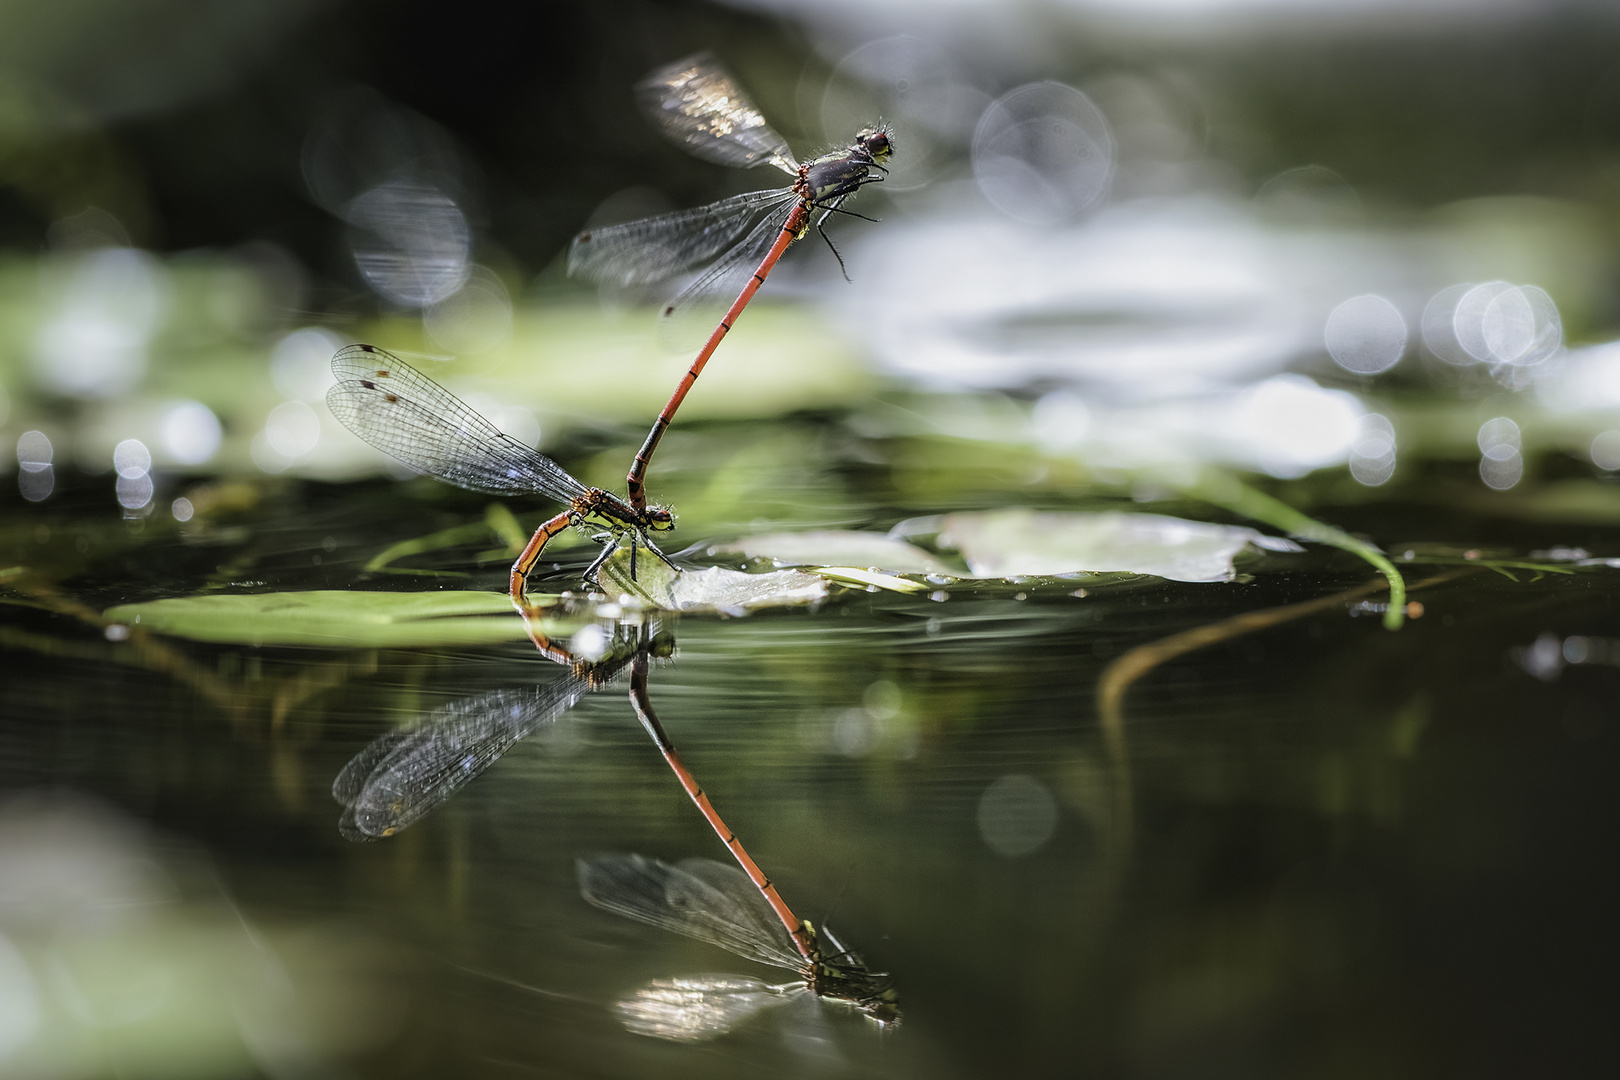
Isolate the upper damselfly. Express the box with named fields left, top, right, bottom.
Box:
left=568, top=54, right=893, bottom=512
left=579, top=852, right=899, bottom=1042
left=326, top=343, right=675, bottom=600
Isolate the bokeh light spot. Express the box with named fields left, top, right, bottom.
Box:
left=161, top=401, right=222, bottom=466
left=1324, top=294, right=1406, bottom=374
left=270, top=328, right=345, bottom=402
left=113, top=438, right=151, bottom=479
left=264, top=401, right=321, bottom=459
left=1591, top=430, right=1620, bottom=471
left=1349, top=413, right=1397, bottom=486
left=977, top=774, right=1058, bottom=857
left=973, top=82, right=1114, bottom=225
left=17, top=431, right=53, bottom=471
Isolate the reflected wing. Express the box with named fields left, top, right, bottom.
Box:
left=335, top=681, right=591, bottom=840
left=578, top=853, right=805, bottom=970
left=328, top=344, right=588, bottom=502
left=568, top=189, right=795, bottom=289
left=637, top=54, right=798, bottom=175
left=615, top=976, right=800, bottom=1042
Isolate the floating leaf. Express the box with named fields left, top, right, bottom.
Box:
left=932, top=509, right=1301, bottom=583
left=102, top=590, right=562, bottom=648
left=593, top=546, right=827, bottom=614
left=670, top=567, right=828, bottom=612
left=707, top=531, right=953, bottom=574
left=813, top=567, right=928, bottom=594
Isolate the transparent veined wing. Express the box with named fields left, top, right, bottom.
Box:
left=655, top=199, right=799, bottom=328
left=615, top=976, right=802, bottom=1042
left=328, top=344, right=588, bottom=503
left=567, top=189, right=794, bottom=289
left=578, top=853, right=806, bottom=971
left=636, top=54, right=799, bottom=175
left=335, top=681, right=591, bottom=840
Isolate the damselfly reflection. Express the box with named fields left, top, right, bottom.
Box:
left=333, top=612, right=668, bottom=841
left=326, top=343, right=676, bottom=601
left=579, top=853, right=899, bottom=1042
left=567, top=54, right=893, bottom=512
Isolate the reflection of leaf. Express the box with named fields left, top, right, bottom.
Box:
left=103, top=590, right=556, bottom=647
left=707, top=531, right=953, bottom=574
left=594, top=546, right=827, bottom=614
left=933, top=509, right=1301, bottom=583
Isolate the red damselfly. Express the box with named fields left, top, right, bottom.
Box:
left=326, top=343, right=675, bottom=600
left=579, top=852, right=899, bottom=1041
left=568, top=54, right=893, bottom=512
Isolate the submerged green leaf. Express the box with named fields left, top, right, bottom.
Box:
left=933, top=509, right=1301, bottom=583
left=103, top=590, right=556, bottom=647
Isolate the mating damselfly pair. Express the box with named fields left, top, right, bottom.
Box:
left=327, top=54, right=893, bottom=600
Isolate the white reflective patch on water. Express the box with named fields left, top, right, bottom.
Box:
left=569, top=624, right=609, bottom=663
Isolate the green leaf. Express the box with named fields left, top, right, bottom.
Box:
left=932, top=509, right=1301, bottom=583
left=102, top=590, right=560, bottom=647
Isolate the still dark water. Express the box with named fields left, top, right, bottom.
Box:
left=3, top=469, right=1618, bottom=1078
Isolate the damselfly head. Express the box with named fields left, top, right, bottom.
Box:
left=857, top=125, right=893, bottom=165
left=808, top=945, right=900, bottom=1028
left=864, top=984, right=901, bottom=1029
left=645, top=505, right=677, bottom=531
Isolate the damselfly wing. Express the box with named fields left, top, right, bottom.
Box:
left=578, top=852, right=899, bottom=1042
left=326, top=343, right=675, bottom=597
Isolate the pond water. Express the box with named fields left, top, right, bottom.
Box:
left=4, top=443, right=1617, bottom=1078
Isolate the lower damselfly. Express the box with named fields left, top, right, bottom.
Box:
left=326, top=343, right=675, bottom=600
left=579, top=852, right=899, bottom=1042
left=568, top=54, right=893, bottom=513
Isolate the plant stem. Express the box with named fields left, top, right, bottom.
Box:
left=1184, top=467, right=1407, bottom=630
